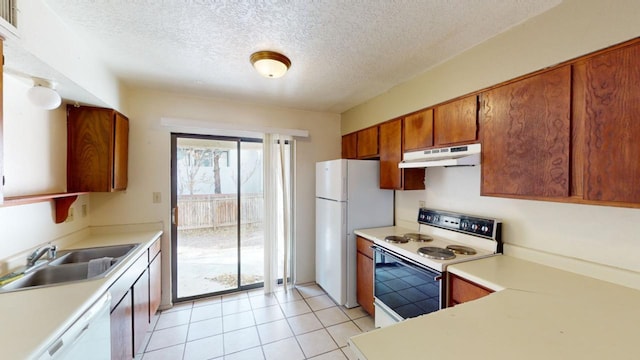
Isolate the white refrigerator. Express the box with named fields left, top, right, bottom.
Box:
left=315, top=159, right=394, bottom=308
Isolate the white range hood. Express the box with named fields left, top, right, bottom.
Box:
left=399, top=143, right=481, bottom=168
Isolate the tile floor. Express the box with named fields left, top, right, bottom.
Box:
left=136, top=283, right=374, bottom=360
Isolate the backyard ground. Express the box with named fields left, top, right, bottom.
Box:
left=176, top=224, right=264, bottom=298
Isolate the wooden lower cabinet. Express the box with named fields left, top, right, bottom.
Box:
left=111, top=290, right=133, bottom=360
left=447, top=273, right=493, bottom=307
left=132, top=270, right=150, bottom=353
left=356, top=236, right=374, bottom=316
left=110, top=239, right=162, bottom=359
left=149, top=251, right=162, bottom=318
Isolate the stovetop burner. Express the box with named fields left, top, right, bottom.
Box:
left=403, top=233, right=433, bottom=242
left=417, top=246, right=456, bottom=260
left=446, top=245, right=477, bottom=255
left=384, top=235, right=409, bottom=244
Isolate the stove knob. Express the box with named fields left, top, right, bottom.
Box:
left=481, top=225, right=488, bottom=232
left=471, top=224, right=478, bottom=231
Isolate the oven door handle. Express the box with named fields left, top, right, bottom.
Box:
left=371, top=245, right=442, bottom=279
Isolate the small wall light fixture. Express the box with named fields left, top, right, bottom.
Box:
left=27, top=79, right=62, bottom=110
left=250, top=51, right=291, bottom=78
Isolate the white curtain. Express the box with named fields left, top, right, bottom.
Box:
left=263, top=133, right=293, bottom=293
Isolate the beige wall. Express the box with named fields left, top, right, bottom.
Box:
left=342, top=0, right=640, bottom=282
left=17, top=0, right=124, bottom=111
left=88, top=88, right=341, bottom=305
left=0, top=75, right=90, bottom=270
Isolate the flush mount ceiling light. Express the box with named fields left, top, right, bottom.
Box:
left=27, top=79, right=62, bottom=110
left=250, top=51, right=291, bottom=79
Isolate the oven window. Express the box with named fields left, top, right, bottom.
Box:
left=374, top=250, right=441, bottom=319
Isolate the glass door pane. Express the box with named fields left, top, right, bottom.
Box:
left=174, top=135, right=269, bottom=301
left=240, top=141, right=264, bottom=286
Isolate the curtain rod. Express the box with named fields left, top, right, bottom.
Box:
left=160, top=117, right=309, bottom=138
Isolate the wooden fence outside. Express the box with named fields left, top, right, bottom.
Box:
left=178, top=194, right=263, bottom=230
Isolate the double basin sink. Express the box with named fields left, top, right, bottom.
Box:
left=0, top=244, right=139, bottom=292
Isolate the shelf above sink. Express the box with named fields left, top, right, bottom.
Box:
left=2, top=192, right=88, bottom=223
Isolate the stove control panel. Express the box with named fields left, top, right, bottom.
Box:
left=418, top=208, right=500, bottom=240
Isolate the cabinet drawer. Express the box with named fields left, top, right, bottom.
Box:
left=109, top=252, right=148, bottom=311
left=356, top=236, right=374, bottom=259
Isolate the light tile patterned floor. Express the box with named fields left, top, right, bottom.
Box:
left=136, top=283, right=374, bottom=360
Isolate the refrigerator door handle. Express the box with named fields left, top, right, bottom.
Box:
left=342, top=205, right=347, bottom=227
left=342, top=177, right=347, bottom=199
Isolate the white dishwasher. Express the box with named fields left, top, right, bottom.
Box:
left=37, top=292, right=111, bottom=360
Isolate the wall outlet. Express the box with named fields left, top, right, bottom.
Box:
left=153, top=192, right=161, bottom=204
left=82, top=204, right=87, bottom=217
left=419, top=200, right=426, bottom=208
left=66, top=207, right=74, bottom=222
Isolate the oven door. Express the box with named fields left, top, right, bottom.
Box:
left=372, top=245, right=442, bottom=323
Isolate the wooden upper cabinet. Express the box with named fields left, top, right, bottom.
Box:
left=480, top=66, right=571, bottom=198
left=67, top=105, right=129, bottom=192
left=379, top=119, right=402, bottom=189
left=379, top=119, right=425, bottom=190
left=342, top=132, right=357, bottom=159
left=434, top=95, right=478, bottom=146
left=356, top=126, right=379, bottom=159
left=575, top=42, right=640, bottom=203
left=403, top=109, right=433, bottom=151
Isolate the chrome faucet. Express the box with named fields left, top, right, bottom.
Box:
left=26, top=244, right=57, bottom=267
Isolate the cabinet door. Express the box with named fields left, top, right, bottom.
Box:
left=132, top=269, right=150, bottom=354
left=480, top=66, right=571, bottom=197
left=576, top=43, right=640, bottom=203
left=113, top=112, right=129, bottom=191
left=111, top=290, right=133, bottom=360
left=356, top=126, right=379, bottom=158
left=149, top=251, right=162, bottom=318
left=356, top=237, right=374, bottom=316
left=448, top=273, right=492, bottom=307
left=342, top=133, right=357, bottom=159
left=379, top=119, right=402, bottom=189
left=434, top=95, right=477, bottom=146
left=379, top=119, right=426, bottom=190
left=68, top=106, right=114, bottom=192
left=67, top=105, right=129, bottom=192
left=403, top=109, right=433, bottom=151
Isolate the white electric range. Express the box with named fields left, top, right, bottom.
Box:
left=355, top=208, right=502, bottom=327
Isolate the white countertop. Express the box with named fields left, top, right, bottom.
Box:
left=349, top=251, right=640, bottom=359
left=0, top=228, right=162, bottom=359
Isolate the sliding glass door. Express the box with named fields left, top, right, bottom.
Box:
left=171, top=134, right=264, bottom=301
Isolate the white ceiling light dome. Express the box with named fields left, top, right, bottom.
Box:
left=250, top=51, right=291, bottom=79
left=27, top=81, right=62, bottom=110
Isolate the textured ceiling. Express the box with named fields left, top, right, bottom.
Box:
left=41, top=0, right=561, bottom=113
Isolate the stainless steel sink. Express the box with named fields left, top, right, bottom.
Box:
left=49, top=244, right=138, bottom=265
left=1, top=263, right=92, bottom=290
left=0, top=243, right=140, bottom=292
